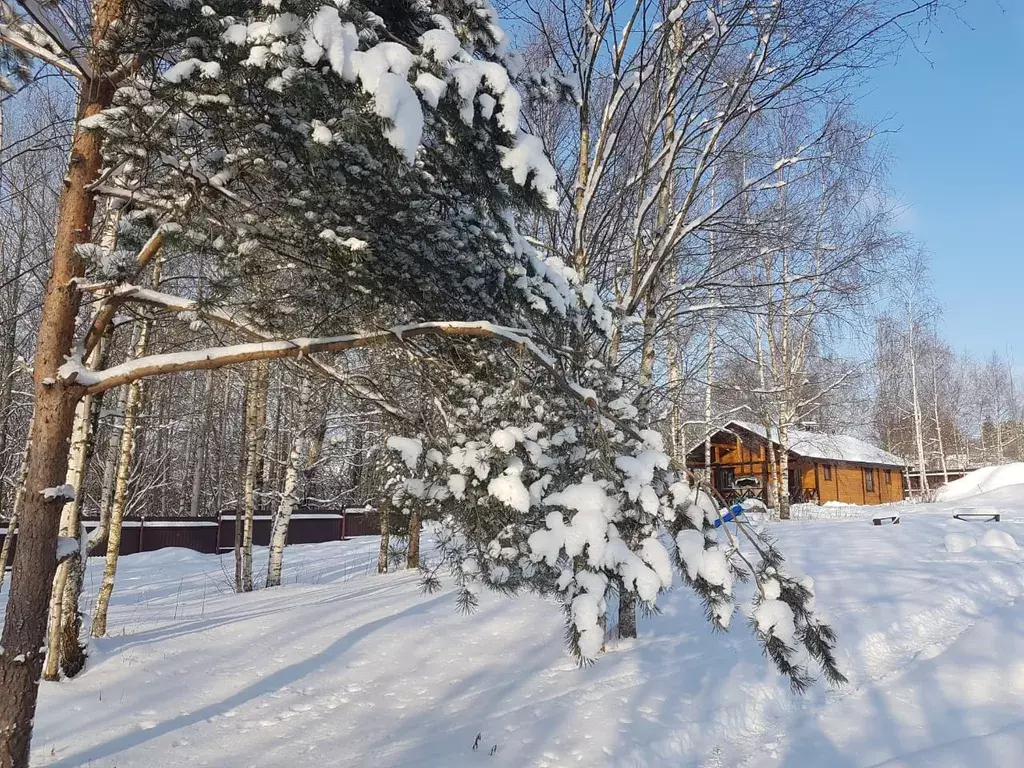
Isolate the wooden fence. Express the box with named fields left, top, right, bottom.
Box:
left=1, top=509, right=379, bottom=569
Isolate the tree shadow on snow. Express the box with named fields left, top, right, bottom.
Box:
left=45, top=591, right=452, bottom=768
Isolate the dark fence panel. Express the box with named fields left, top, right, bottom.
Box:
left=3, top=510, right=381, bottom=576
left=341, top=511, right=379, bottom=538
left=217, top=513, right=357, bottom=550
left=140, top=521, right=219, bottom=554
left=83, top=522, right=142, bottom=556
left=217, top=515, right=274, bottom=551
left=288, top=514, right=343, bottom=544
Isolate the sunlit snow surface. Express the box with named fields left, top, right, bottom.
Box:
left=5, top=488, right=1024, bottom=767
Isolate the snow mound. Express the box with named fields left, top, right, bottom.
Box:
left=935, top=463, right=1024, bottom=502
left=944, top=533, right=977, bottom=554
left=979, top=529, right=1020, bottom=551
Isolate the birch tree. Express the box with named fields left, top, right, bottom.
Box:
left=888, top=248, right=937, bottom=494
left=92, top=265, right=161, bottom=638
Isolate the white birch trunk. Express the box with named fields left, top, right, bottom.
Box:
left=92, top=258, right=161, bottom=637
left=189, top=372, right=214, bottom=517
left=0, top=449, right=27, bottom=593
left=778, top=420, right=791, bottom=520
left=89, top=384, right=127, bottom=554
left=667, top=335, right=681, bottom=461
left=240, top=362, right=269, bottom=593
left=266, top=376, right=312, bottom=588
left=908, top=320, right=929, bottom=495
left=91, top=334, right=147, bottom=637
left=42, top=395, right=91, bottom=680
left=703, top=324, right=716, bottom=485
left=931, top=356, right=948, bottom=485
left=377, top=504, right=389, bottom=575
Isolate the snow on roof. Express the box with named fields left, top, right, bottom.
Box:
left=726, top=421, right=906, bottom=468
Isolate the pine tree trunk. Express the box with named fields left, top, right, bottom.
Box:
left=619, top=309, right=654, bottom=641
left=266, top=377, right=311, bottom=588
left=0, top=14, right=119, bottom=753
left=407, top=507, right=421, bottom=570
left=91, top=315, right=152, bottom=638
left=618, top=589, right=637, bottom=640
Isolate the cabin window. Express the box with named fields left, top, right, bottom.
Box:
left=885, top=469, right=893, bottom=484
left=823, top=465, right=832, bottom=481
left=864, top=468, right=875, bottom=492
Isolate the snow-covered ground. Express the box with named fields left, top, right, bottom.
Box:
left=935, top=462, right=1024, bottom=502
left=4, top=487, right=1024, bottom=767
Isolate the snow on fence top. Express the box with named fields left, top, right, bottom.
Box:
left=218, top=514, right=343, bottom=521
left=728, top=421, right=906, bottom=468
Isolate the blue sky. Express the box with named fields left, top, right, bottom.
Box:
left=857, top=1, right=1024, bottom=360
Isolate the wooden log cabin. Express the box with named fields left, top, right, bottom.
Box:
left=687, top=420, right=906, bottom=506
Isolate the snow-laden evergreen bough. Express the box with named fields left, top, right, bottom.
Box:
left=385, top=358, right=847, bottom=689
left=76, top=0, right=843, bottom=690
left=77, top=0, right=572, bottom=332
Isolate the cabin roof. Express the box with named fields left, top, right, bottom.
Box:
left=708, top=420, right=907, bottom=468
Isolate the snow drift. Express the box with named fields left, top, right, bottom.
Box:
left=934, top=463, right=1024, bottom=502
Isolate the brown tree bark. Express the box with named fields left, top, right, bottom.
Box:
left=0, top=0, right=127, bottom=747
left=406, top=507, right=421, bottom=570
left=0, top=90, right=112, bottom=768
left=618, top=590, right=637, bottom=640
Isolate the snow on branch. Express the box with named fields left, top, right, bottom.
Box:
left=95, top=285, right=407, bottom=418
left=14, top=0, right=92, bottom=79
left=0, top=23, right=83, bottom=77
left=60, top=321, right=542, bottom=395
